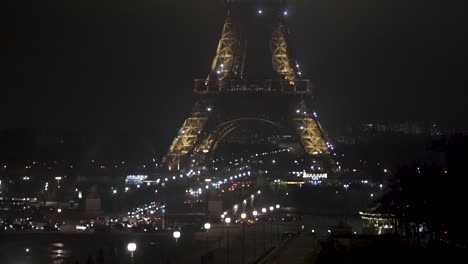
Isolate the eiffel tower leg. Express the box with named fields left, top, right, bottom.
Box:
left=292, top=113, right=329, bottom=155
left=290, top=101, right=334, bottom=171
left=162, top=103, right=211, bottom=171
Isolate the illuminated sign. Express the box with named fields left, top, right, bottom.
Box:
left=125, top=175, right=148, bottom=185
left=302, top=173, right=327, bottom=179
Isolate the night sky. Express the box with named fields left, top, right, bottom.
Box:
left=4, top=0, right=468, bottom=147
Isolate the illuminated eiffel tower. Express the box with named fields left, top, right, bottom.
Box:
left=163, top=0, right=334, bottom=171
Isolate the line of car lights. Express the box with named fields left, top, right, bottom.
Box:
left=123, top=166, right=250, bottom=190
left=185, top=171, right=252, bottom=196
left=211, top=148, right=289, bottom=168
left=1, top=217, right=61, bottom=231
left=74, top=203, right=165, bottom=231
left=126, top=202, right=165, bottom=219
left=251, top=148, right=290, bottom=158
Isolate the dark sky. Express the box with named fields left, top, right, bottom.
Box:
left=4, top=0, right=468, bottom=145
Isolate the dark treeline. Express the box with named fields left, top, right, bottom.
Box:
left=379, top=134, right=468, bottom=245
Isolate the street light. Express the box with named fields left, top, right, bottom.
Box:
left=171, top=231, right=181, bottom=263
left=275, top=204, right=280, bottom=209
left=269, top=206, right=274, bottom=211
left=262, top=208, right=267, bottom=213
left=173, top=230, right=181, bottom=243
left=127, top=242, right=137, bottom=252
left=252, top=211, right=259, bottom=258
left=225, top=217, right=231, bottom=264
left=241, top=213, right=247, bottom=264
left=55, top=176, right=62, bottom=188
left=220, top=214, right=226, bottom=248
left=127, top=242, right=136, bottom=263
left=204, top=223, right=211, bottom=254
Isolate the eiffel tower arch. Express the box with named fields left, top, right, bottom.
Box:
left=162, top=0, right=334, bottom=171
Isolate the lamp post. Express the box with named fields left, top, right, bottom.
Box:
left=55, top=176, right=62, bottom=188
left=276, top=204, right=280, bottom=242
left=173, top=230, right=181, bottom=244
left=225, top=217, right=231, bottom=264
left=269, top=207, right=274, bottom=246
left=241, top=213, right=247, bottom=264
left=253, top=210, right=258, bottom=257
left=172, top=230, right=181, bottom=263
left=204, top=222, right=211, bottom=253
left=262, top=215, right=266, bottom=251
left=220, top=214, right=225, bottom=248
left=127, top=242, right=136, bottom=264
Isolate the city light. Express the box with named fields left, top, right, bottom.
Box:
left=241, top=213, right=247, bottom=219
left=204, top=223, right=211, bottom=230
left=225, top=217, right=231, bottom=224
left=127, top=243, right=137, bottom=252
left=173, top=231, right=181, bottom=239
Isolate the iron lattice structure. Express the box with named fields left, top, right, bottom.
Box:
left=163, top=0, right=334, bottom=171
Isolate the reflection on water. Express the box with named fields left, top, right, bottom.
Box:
left=49, top=242, right=69, bottom=264
left=0, top=233, right=171, bottom=264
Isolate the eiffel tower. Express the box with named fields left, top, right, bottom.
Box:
left=162, top=0, right=334, bottom=171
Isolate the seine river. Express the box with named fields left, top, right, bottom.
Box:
left=0, top=232, right=178, bottom=264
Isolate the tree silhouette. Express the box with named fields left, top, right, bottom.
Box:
left=379, top=134, right=468, bottom=245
